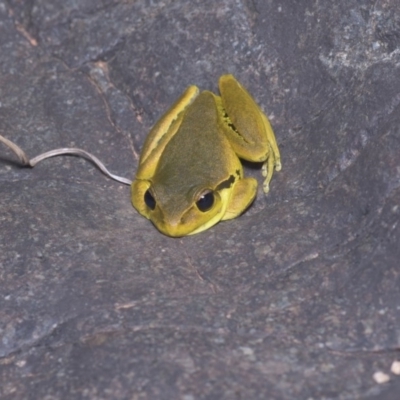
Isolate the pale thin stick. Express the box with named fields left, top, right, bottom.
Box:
left=0, top=134, right=132, bottom=186
left=0, top=134, right=30, bottom=165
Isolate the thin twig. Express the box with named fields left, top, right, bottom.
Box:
left=0, top=134, right=132, bottom=185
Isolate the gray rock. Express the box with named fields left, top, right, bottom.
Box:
left=1, top=0, right=399, bottom=398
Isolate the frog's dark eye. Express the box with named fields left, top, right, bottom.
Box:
left=144, top=190, right=156, bottom=210
left=196, top=191, right=214, bottom=212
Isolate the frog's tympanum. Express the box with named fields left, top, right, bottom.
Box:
left=131, top=74, right=281, bottom=237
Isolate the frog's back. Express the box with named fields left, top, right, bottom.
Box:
left=153, top=91, right=239, bottom=193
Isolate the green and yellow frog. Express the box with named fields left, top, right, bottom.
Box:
left=131, top=74, right=281, bottom=237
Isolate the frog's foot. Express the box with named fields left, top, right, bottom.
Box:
left=260, top=112, right=281, bottom=172
left=222, top=177, right=258, bottom=220
left=274, top=157, right=282, bottom=172
left=261, top=157, right=273, bottom=193
left=261, top=147, right=281, bottom=194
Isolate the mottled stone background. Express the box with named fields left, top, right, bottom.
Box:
left=1, top=1, right=400, bottom=399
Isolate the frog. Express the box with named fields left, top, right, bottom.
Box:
left=131, top=74, right=281, bottom=237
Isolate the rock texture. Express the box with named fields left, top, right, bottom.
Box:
left=1, top=0, right=400, bottom=399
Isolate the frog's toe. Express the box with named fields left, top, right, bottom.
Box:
left=263, top=181, right=270, bottom=193
left=261, top=163, right=268, bottom=177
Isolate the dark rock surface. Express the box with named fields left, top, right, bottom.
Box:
left=1, top=0, right=400, bottom=399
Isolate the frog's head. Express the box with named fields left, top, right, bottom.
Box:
left=131, top=178, right=235, bottom=237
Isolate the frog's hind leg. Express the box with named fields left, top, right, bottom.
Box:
left=218, top=74, right=281, bottom=194
left=222, top=177, right=258, bottom=221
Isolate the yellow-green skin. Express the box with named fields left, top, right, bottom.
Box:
left=131, top=74, right=281, bottom=237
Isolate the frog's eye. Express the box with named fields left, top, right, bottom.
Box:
left=144, top=189, right=156, bottom=210
left=196, top=190, right=214, bottom=212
